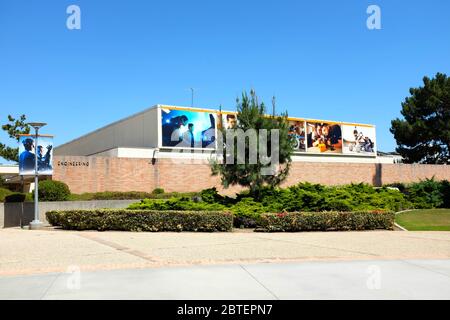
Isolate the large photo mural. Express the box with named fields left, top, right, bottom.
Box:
left=160, top=108, right=217, bottom=149
left=288, top=120, right=306, bottom=152
left=158, top=106, right=375, bottom=156
left=306, top=122, right=342, bottom=153
left=342, top=125, right=376, bottom=155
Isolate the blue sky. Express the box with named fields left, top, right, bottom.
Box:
left=1, top=0, right=449, bottom=162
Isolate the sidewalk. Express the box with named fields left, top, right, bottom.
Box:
left=1, top=228, right=450, bottom=276
left=1, top=259, right=450, bottom=299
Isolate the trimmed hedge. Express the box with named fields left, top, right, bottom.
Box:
left=46, top=209, right=233, bottom=232
left=4, top=193, right=27, bottom=203
left=257, top=211, right=395, bottom=232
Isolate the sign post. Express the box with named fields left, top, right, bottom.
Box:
left=27, top=122, right=47, bottom=230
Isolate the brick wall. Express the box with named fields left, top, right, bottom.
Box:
left=52, top=156, right=450, bottom=194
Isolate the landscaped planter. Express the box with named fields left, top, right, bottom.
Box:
left=256, top=211, right=395, bottom=232
left=46, top=209, right=233, bottom=232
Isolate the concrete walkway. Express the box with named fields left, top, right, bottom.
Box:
left=1, top=259, right=450, bottom=299
left=1, top=228, right=450, bottom=276
left=1, top=228, right=450, bottom=299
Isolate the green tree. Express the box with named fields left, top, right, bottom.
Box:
left=0, top=115, right=30, bottom=162
left=390, top=73, right=450, bottom=164
left=211, top=90, right=294, bottom=197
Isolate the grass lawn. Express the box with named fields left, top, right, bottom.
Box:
left=396, top=209, right=450, bottom=231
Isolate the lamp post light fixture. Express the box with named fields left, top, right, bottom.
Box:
left=28, top=122, right=47, bottom=230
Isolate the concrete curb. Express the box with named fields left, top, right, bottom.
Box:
left=394, top=222, right=408, bottom=231
left=394, top=209, right=415, bottom=231
left=395, top=209, right=416, bottom=215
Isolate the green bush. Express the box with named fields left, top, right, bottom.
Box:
left=34, top=180, right=71, bottom=201
left=231, top=197, right=267, bottom=227
left=4, top=193, right=27, bottom=203
left=69, top=190, right=199, bottom=201
left=46, top=210, right=63, bottom=226
left=0, top=187, right=13, bottom=202
left=152, top=188, right=165, bottom=195
left=258, top=211, right=395, bottom=232
left=45, top=209, right=233, bottom=232
left=321, top=199, right=353, bottom=212
left=256, top=183, right=410, bottom=212
left=384, top=182, right=406, bottom=192
left=0, top=176, right=6, bottom=188
left=441, top=180, right=450, bottom=208
left=404, top=178, right=444, bottom=208
left=384, top=179, right=450, bottom=209
left=89, top=191, right=153, bottom=200
left=122, top=180, right=447, bottom=230
left=128, top=197, right=226, bottom=211
left=200, top=187, right=223, bottom=203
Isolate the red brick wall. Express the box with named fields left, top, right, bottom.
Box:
left=53, top=156, right=450, bottom=194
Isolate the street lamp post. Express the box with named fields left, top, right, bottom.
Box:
left=28, top=122, right=47, bottom=230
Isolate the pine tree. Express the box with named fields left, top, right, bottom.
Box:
left=210, top=90, right=293, bottom=196
left=390, top=73, right=450, bottom=164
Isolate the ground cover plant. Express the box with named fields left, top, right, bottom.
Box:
left=127, top=180, right=449, bottom=228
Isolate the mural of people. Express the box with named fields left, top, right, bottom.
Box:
left=162, top=115, right=188, bottom=147
left=18, top=135, right=53, bottom=175
left=306, top=122, right=342, bottom=153
left=19, top=137, right=36, bottom=173
left=161, top=108, right=216, bottom=149
left=288, top=120, right=306, bottom=152
left=342, top=125, right=376, bottom=154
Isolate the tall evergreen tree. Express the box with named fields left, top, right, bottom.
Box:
left=210, top=90, right=293, bottom=196
left=390, top=73, right=450, bottom=164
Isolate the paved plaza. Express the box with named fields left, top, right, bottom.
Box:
left=1, top=228, right=450, bottom=299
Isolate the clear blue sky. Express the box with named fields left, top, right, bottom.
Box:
left=1, top=0, right=449, bottom=162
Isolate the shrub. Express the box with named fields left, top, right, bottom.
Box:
left=231, top=197, right=268, bottom=228
left=45, top=209, right=233, bottom=232
left=46, top=210, right=63, bottom=226
left=384, top=182, right=407, bottom=192
left=34, top=180, right=71, bottom=201
left=257, top=211, right=395, bottom=232
left=4, top=193, right=27, bottom=203
left=69, top=191, right=199, bottom=201
left=320, top=199, right=353, bottom=212
left=0, top=176, right=6, bottom=188
left=441, top=180, right=450, bottom=208
left=128, top=197, right=226, bottom=211
left=200, top=187, right=223, bottom=203
left=89, top=191, right=152, bottom=200
left=255, top=183, right=410, bottom=212
left=0, top=187, right=13, bottom=202
left=200, top=187, right=236, bottom=206
left=152, top=188, right=165, bottom=195
left=406, top=178, right=444, bottom=209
